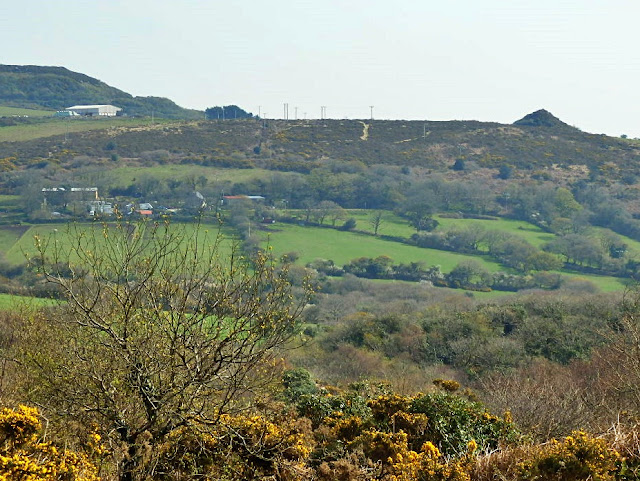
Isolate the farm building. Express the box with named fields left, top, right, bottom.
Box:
left=222, top=195, right=265, bottom=206
left=65, top=105, right=122, bottom=116
left=42, top=186, right=100, bottom=215
left=88, top=201, right=114, bottom=216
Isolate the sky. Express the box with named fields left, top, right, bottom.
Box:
left=3, top=0, right=640, bottom=136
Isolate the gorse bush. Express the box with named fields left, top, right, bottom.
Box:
left=519, top=431, right=619, bottom=481
left=0, top=405, right=99, bottom=481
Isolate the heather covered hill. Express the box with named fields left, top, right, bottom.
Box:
left=1, top=114, right=640, bottom=181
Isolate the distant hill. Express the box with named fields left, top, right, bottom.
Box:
left=0, top=65, right=202, bottom=119
left=513, top=109, right=575, bottom=130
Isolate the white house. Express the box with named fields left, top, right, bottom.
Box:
left=65, top=105, right=122, bottom=117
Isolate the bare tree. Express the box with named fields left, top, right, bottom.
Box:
left=23, top=220, right=309, bottom=480
left=370, top=210, right=384, bottom=236
left=313, top=200, right=341, bottom=225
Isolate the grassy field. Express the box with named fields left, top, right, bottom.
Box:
left=4, top=223, right=97, bottom=264
left=105, top=165, right=282, bottom=187
left=0, top=194, right=26, bottom=222
left=344, top=211, right=556, bottom=247
left=348, top=211, right=416, bottom=238
left=558, top=273, right=630, bottom=292
left=260, top=223, right=506, bottom=273
left=0, top=225, right=30, bottom=260
left=0, top=117, right=174, bottom=142
left=0, top=293, right=58, bottom=310
left=3, top=221, right=237, bottom=265
left=587, top=225, right=640, bottom=259
left=434, top=215, right=556, bottom=248
left=260, top=221, right=634, bottom=293
left=0, top=106, right=54, bottom=117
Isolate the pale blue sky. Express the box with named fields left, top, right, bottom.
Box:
left=3, top=1, right=640, bottom=136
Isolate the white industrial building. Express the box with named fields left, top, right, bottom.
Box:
left=65, top=105, right=122, bottom=116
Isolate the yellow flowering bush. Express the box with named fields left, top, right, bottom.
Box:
left=519, top=431, right=619, bottom=481
left=368, top=394, right=412, bottom=424
left=0, top=406, right=98, bottom=481
left=0, top=405, right=40, bottom=448
left=220, top=412, right=314, bottom=461
left=350, top=429, right=471, bottom=481
left=154, top=412, right=315, bottom=480
left=332, top=416, right=368, bottom=442
left=155, top=426, right=219, bottom=479
left=433, top=379, right=461, bottom=393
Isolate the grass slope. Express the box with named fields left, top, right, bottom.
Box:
left=0, top=117, right=173, bottom=142
left=0, top=225, right=30, bottom=260
left=0, top=106, right=54, bottom=117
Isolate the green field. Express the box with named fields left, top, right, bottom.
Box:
left=434, top=215, right=556, bottom=248
left=343, top=211, right=556, bottom=248
left=0, top=194, right=22, bottom=207
left=2, top=221, right=236, bottom=266
left=0, top=117, right=174, bottom=142
left=557, top=273, right=629, bottom=292
left=260, top=221, right=636, bottom=293
left=347, top=211, right=416, bottom=237
left=0, top=293, right=58, bottom=310
left=0, top=106, right=54, bottom=117
left=105, top=165, right=284, bottom=188
left=261, top=223, right=506, bottom=273
left=0, top=225, right=30, bottom=260
left=4, top=223, right=101, bottom=264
